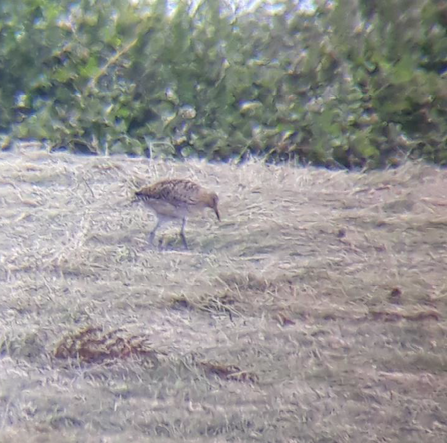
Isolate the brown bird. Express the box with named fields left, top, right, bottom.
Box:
left=134, top=178, right=220, bottom=249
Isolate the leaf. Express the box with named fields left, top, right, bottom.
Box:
left=80, top=56, right=99, bottom=79
left=391, top=55, right=414, bottom=85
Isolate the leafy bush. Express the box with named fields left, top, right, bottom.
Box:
left=0, top=0, right=446, bottom=168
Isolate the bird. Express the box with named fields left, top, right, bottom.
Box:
left=134, top=178, right=220, bottom=249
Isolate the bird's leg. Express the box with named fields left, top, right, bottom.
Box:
left=179, top=217, right=188, bottom=250
left=148, top=219, right=162, bottom=247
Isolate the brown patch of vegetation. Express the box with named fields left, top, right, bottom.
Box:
left=274, top=311, right=296, bottom=326
left=198, top=361, right=258, bottom=383
left=54, top=326, right=157, bottom=363
left=369, top=309, right=441, bottom=322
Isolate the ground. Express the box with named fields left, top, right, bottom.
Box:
left=0, top=147, right=446, bottom=442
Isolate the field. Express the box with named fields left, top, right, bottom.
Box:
left=1, top=147, right=447, bottom=442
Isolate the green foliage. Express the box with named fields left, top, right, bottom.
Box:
left=0, top=0, right=446, bottom=168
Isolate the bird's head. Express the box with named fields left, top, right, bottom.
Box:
left=206, top=192, right=220, bottom=221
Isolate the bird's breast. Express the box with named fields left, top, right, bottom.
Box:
left=140, top=198, right=194, bottom=219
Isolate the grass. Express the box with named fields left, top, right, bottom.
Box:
left=0, top=147, right=447, bottom=442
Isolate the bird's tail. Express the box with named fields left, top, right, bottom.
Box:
left=131, top=191, right=142, bottom=203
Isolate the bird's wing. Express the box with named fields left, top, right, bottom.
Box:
left=137, top=180, right=201, bottom=206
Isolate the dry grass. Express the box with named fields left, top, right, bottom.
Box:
left=1, top=146, right=447, bottom=442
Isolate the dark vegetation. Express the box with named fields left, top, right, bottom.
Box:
left=1, top=0, right=447, bottom=167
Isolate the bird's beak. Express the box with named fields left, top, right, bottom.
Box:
left=215, top=207, right=221, bottom=221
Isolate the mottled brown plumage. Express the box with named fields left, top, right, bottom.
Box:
left=134, top=178, right=220, bottom=249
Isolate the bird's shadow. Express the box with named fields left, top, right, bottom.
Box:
left=156, top=233, right=188, bottom=251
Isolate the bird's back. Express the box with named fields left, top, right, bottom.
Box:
left=135, top=179, right=209, bottom=219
